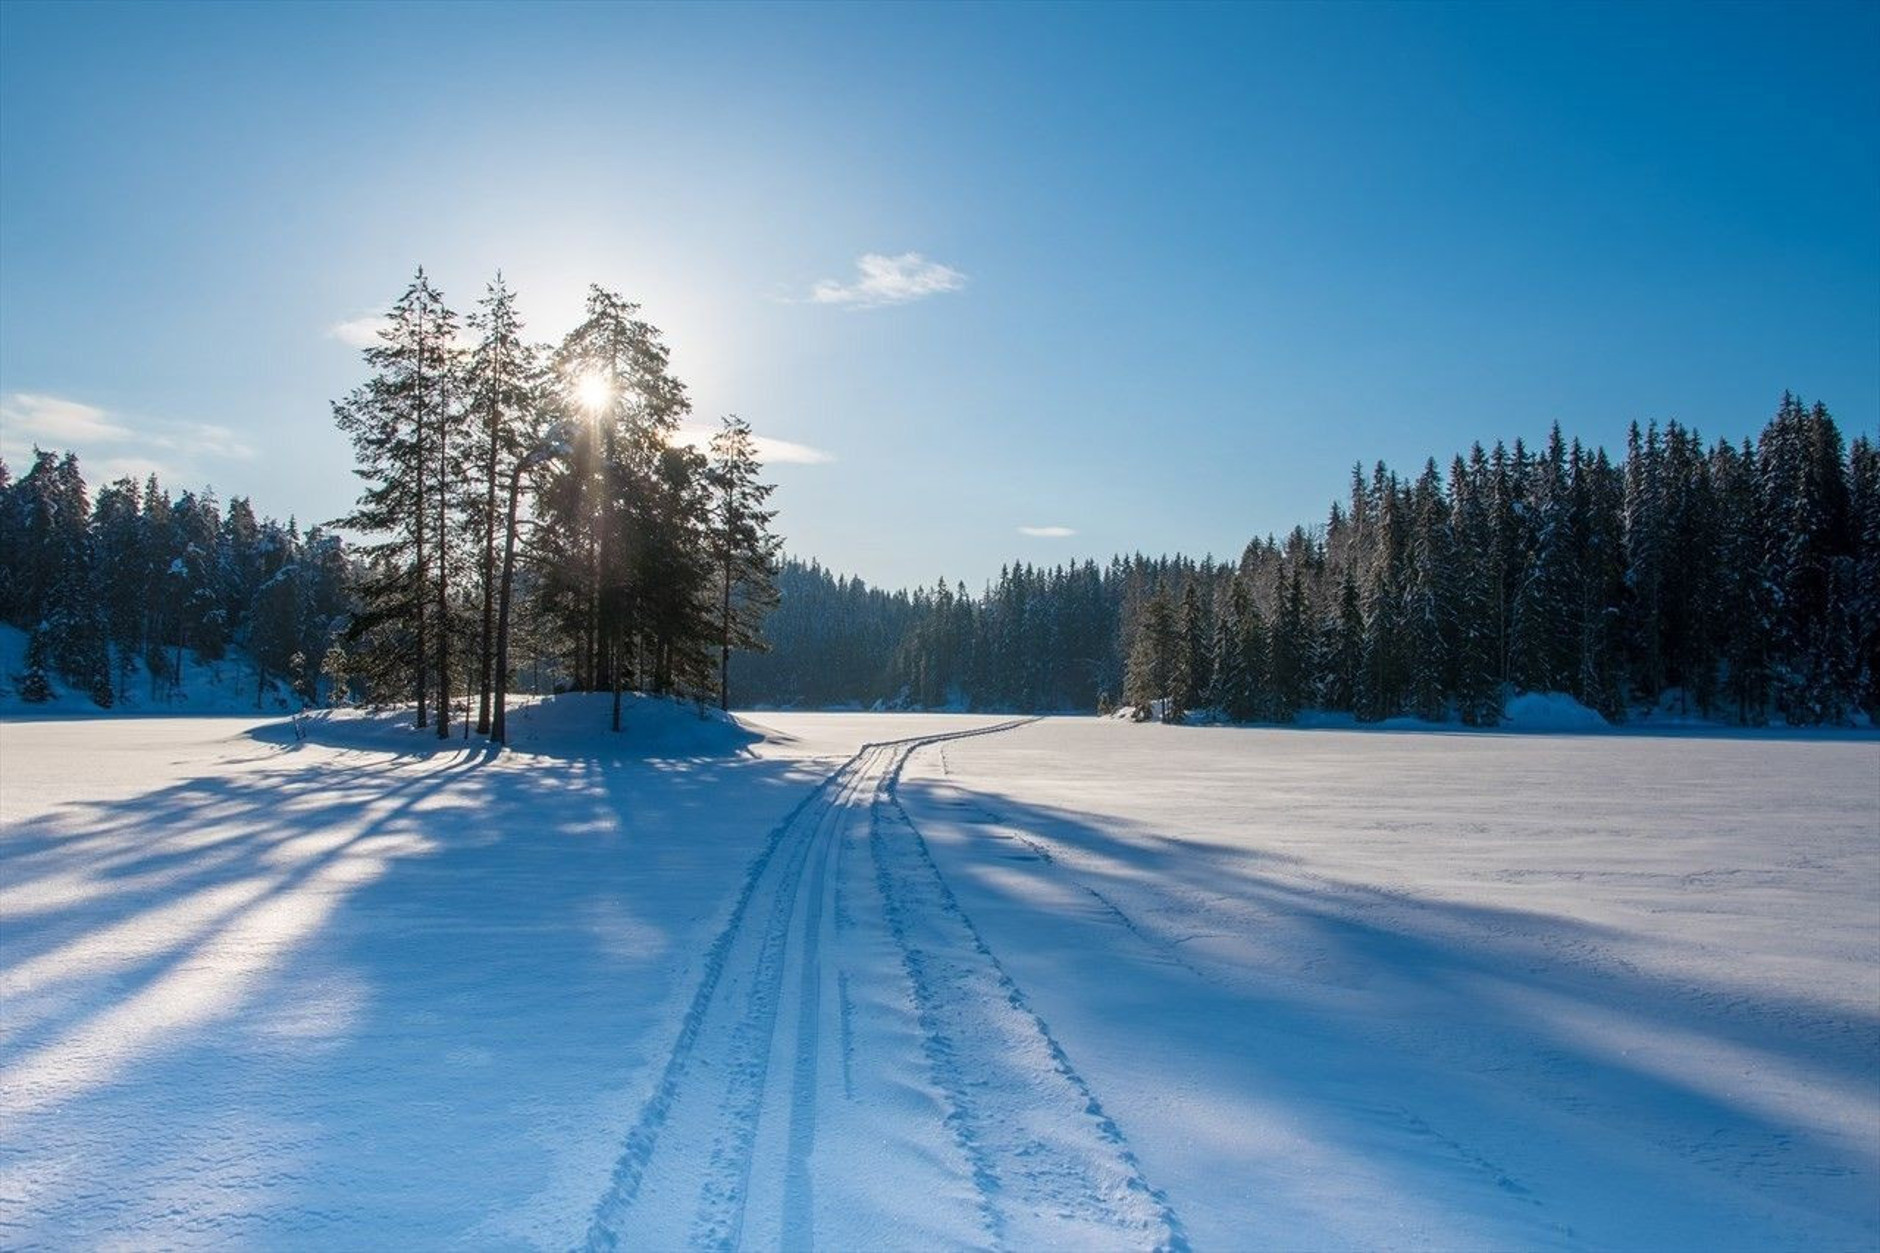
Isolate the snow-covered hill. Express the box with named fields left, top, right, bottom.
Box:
left=285, top=691, right=765, bottom=760
left=0, top=624, right=299, bottom=717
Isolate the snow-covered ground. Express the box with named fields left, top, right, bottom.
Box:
left=1, top=708, right=1875, bottom=1249
left=0, top=624, right=300, bottom=717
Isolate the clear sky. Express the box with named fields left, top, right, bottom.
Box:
left=2, top=1, right=1875, bottom=590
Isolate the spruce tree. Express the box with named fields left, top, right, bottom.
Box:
left=1177, top=581, right=1207, bottom=715
left=463, top=274, right=535, bottom=734
left=706, top=416, right=780, bottom=710
left=334, top=267, right=457, bottom=729
left=1123, top=587, right=1178, bottom=720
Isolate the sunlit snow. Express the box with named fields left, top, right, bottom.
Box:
left=1, top=707, right=1874, bottom=1248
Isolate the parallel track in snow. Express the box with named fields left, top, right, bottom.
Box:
left=584, top=718, right=1185, bottom=1252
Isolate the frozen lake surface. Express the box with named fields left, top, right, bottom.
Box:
left=2, top=706, right=1875, bottom=1249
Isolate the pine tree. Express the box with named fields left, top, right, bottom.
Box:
left=462, top=274, right=535, bottom=734
left=536, top=285, right=695, bottom=729
left=1510, top=425, right=1576, bottom=694
left=1269, top=564, right=1311, bottom=721
left=1404, top=459, right=1451, bottom=720
left=1848, top=435, right=1880, bottom=720
left=334, top=267, right=458, bottom=730
left=251, top=560, right=303, bottom=708
left=1759, top=395, right=1854, bottom=722
left=91, top=477, right=147, bottom=687
left=1176, top=581, right=1207, bottom=715
left=707, top=416, right=780, bottom=710
left=1123, top=587, right=1179, bottom=720
left=1449, top=450, right=1502, bottom=724
left=1623, top=421, right=1667, bottom=702
left=17, top=625, right=53, bottom=703
left=321, top=641, right=351, bottom=708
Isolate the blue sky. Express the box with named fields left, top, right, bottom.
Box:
left=2, top=1, right=1875, bottom=589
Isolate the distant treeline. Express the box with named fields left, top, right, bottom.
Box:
left=735, top=395, right=1878, bottom=726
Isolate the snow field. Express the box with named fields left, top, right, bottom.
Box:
left=0, top=703, right=895, bottom=1248
left=897, top=718, right=1880, bottom=1249
left=1, top=707, right=1874, bottom=1249
left=585, top=719, right=1180, bottom=1251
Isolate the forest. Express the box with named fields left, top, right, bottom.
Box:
left=0, top=269, right=783, bottom=740
left=3, top=365, right=1874, bottom=728
left=735, top=395, right=1878, bottom=727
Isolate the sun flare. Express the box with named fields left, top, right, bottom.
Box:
left=574, top=371, right=612, bottom=413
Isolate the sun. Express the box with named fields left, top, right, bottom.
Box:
left=574, top=371, right=612, bottom=413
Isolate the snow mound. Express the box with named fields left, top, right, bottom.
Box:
left=0, top=623, right=298, bottom=718
left=1500, top=690, right=1608, bottom=731
left=283, top=691, right=765, bottom=759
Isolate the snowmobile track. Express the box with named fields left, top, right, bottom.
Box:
left=875, top=746, right=1190, bottom=1252
left=583, top=717, right=1184, bottom=1252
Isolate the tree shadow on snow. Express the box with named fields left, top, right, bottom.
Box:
left=0, top=725, right=824, bottom=1244
left=892, top=775, right=1880, bottom=1248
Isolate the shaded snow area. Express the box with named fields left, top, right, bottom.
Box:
left=0, top=624, right=299, bottom=717
left=2, top=711, right=1875, bottom=1249
left=898, top=721, right=1880, bottom=1251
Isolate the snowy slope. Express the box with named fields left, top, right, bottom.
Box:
left=2, top=712, right=1874, bottom=1248
left=0, top=623, right=299, bottom=717
left=291, top=692, right=766, bottom=760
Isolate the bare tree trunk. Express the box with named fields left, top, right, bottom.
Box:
left=477, top=387, right=498, bottom=733
left=611, top=626, right=623, bottom=732
left=491, top=460, right=526, bottom=745
left=436, top=391, right=452, bottom=740
left=720, top=556, right=733, bottom=711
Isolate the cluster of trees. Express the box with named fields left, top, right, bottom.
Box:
left=737, top=396, right=1878, bottom=726
left=0, top=450, right=351, bottom=707
left=334, top=269, right=780, bottom=742
left=4, top=274, right=781, bottom=732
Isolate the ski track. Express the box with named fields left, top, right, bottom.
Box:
left=583, top=718, right=1186, bottom=1252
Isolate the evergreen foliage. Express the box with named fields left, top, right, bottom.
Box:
left=728, top=396, right=1876, bottom=728
left=0, top=269, right=783, bottom=734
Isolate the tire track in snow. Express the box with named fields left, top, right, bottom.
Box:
left=690, top=747, right=878, bottom=1250
left=875, top=743, right=1190, bottom=1253
left=583, top=747, right=865, bottom=1251
left=587, top=716, right=1185, bottom=1252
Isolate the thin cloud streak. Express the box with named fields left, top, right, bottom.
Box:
left=1, top=393, right=133, bottom=443
left=674, top=422, right=834, bottom=466
left=328, top=314, right=389, bottom=349
left=1018, top=525, right=1076, bottom=538
left=0, top=393, right=254, bottom=479
left=809, top=252, right=966, bottom=309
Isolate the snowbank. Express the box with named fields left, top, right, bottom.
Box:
left=1498, top=690, right=1609, bottom=731
left=288, top=690, right=764, bottom=760
left=0, top=624, right=297, bottom=718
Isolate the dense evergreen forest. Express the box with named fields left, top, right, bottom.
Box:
left=0, top=450, right=353, bottom=708
left=735, top=395, right=1879, bottom=727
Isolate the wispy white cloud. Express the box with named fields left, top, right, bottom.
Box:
left=93, top=455, right=186, bottom=486
left=1, top=393, right=133, bottom=443
left=809, top=252, right=966, bottom=309
left=675, top=422, right=834, bottom=466
left=0, top=393, right=255, bottom=482
left=147, top=423, right=257, bottom=461
left=329, top=311, right=480, bottom=351
left=328, top=313, right=389, bottom=349
left=1018, top=525, right=1076, bottom=538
